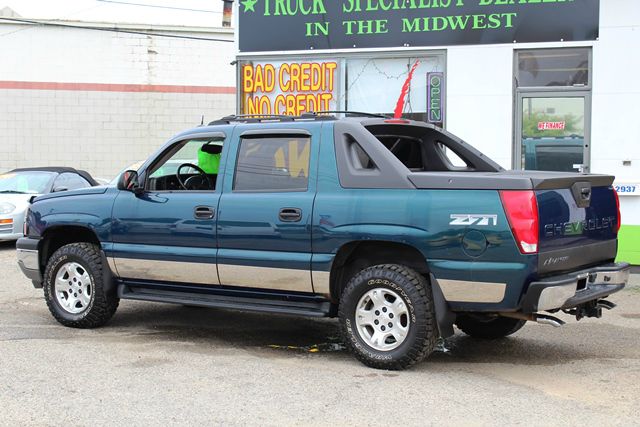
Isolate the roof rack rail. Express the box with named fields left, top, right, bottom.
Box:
left=313, top=110, right=392, bottom=119
left=208, top=114, right=291, bottom=125
left=207, top=111, right=392, bottom=126
left=208, top=113, right=337, bottom=125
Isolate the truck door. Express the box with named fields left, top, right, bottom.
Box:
left=110, top=133, right=227, bottom=285
left=216, top=124, right=321, bottom=293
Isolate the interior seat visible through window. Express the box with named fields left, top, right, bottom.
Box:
left=146, top=138, right=224, bottom=191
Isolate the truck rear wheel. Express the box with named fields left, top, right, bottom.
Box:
left=338, top=264, right=437, bottom=370
left=43, top=242, right=119, bottom=328
left=455, top=315, right=525, bottom=339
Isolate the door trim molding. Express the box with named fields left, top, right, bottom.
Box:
left=113, top=257, right=220, bottom=285
left=218, top=264, right=311, bottom=292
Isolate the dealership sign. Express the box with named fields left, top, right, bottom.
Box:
left=427, top=72, right=444, bottom=124
left=538, top=121, right=566, bottom=131
left=241, top=60, right=339, bottom=115
left=238, top=0, right=600, bottom=52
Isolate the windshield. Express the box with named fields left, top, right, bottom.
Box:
left=0, top=171, right=56, bottom=194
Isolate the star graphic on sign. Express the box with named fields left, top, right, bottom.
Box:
left=241, top=0, right=258, bottom=12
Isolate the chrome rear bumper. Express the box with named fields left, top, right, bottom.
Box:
left=521, top=262, right=629, bottom=312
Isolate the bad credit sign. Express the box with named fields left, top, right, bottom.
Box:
left=241, top=60, right=339, bottom=115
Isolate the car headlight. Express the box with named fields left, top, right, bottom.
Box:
left=0, top=202, right=16, bottom=214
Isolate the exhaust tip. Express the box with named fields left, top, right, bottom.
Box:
left=535, top=314, right=565, bottom=328
left=498, top=311, right=565, bottom=327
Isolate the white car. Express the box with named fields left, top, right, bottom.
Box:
left=0, top=167, right=97, bottom=241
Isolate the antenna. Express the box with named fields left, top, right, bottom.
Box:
left=200, top=115, right=204, bottom=126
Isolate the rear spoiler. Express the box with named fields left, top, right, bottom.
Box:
left=408, top=171, right=614, bottom=191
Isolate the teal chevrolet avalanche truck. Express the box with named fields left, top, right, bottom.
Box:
left=16, top=113, right=629, bottom=369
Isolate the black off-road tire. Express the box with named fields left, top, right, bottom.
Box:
left=455, top=315, right=526, bottom=339
left=338, top=264, right=437, bottom=370
left=43, top=242, right=119, bottom=328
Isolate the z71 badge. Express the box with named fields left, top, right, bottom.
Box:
left=449, top=214, right=497, bottom=226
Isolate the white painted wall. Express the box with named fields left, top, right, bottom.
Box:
left=446, top=0, right=640, bottom=225
left=0, top=22, right=235, bottom=86
left=446, top=45, right=513, bottom=169
left=591, top=0, right=640, bottom=225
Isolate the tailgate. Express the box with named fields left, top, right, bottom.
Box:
left=535, top=175, right=618, bottom=275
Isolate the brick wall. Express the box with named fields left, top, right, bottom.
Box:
left=0, top=89, right=235, bottom=178
left=0, top=21, right=236, bottom=179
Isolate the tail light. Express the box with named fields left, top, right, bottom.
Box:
left=613, top=188, right=621, bottom=234
left=499, top=190, right=539, bottom=254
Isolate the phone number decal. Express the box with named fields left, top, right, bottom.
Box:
left=614, top=183, right=640, bottom=196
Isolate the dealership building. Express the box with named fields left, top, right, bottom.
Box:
left=235, top=0, right=640, bottom=263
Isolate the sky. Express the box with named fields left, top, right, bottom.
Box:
left=1, top=0, right=228, bottom=27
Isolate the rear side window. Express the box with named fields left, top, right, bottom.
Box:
left=234, top=136, right=310, bottom=192
left=364, top=123, right=498, bottom=172
left=436, top=142, right=471, bottom=168
left=348, top=137, right=376, bottom=170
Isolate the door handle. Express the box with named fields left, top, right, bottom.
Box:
left=279, top=208, right=302, bottom=222
left=194, top=206, right=215, bottom=219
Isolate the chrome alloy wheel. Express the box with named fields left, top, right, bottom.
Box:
left=355, top=288, right=410, bottom=351
left=54, top=262, right=93, bottom=314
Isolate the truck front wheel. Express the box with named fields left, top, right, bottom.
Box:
left=43, top=242, right=119, bottom=328
left=338, top=264, right=437, bottom=370
left=455, top=315, right=525, bottom=339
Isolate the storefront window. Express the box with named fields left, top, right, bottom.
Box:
left=345, top=55, right=445, bottom=124
left=520, top=97, right=586, bottom=172
left=514, top=47, right=592, bottom=173
left=517, top=48, right=590, bottom=88
left=239, top=52, right=446, bottom=125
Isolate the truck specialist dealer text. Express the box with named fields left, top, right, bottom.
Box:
left=238, top=0, right=598, bottom=51
left=243, top=0, right=578, bottom=36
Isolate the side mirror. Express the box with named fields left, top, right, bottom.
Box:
left=117, top=170, right=143, bottom=194
left=52, top=186, right=68, bottom=193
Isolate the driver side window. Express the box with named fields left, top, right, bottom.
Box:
left=146, top=138, right=223, bottom=191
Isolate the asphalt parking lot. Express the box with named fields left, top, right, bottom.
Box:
left=1, top=241, right=639, bottom=426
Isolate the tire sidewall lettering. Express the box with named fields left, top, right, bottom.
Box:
left=345, top=318, right=392, bottom=361
left=345, top=275, right=420, bottom=360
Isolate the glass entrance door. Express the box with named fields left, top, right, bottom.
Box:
left=516, top=94, right=590, bottom=173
